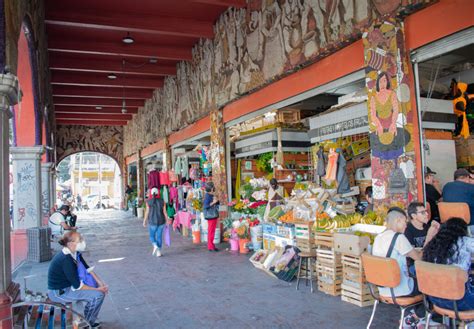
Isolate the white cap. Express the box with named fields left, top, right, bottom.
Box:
left=151, top=187, right=159, bottom=196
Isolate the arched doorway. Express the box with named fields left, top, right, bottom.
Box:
left=56, top=152, right=123, bottom=211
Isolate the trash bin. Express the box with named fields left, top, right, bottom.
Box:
left=27, top=227, right=52, bottom=262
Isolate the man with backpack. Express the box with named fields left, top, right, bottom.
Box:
left=49, top=205, right=76, bottom=237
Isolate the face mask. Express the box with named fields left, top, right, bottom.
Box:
left=76, top=240, right=86, bottom=252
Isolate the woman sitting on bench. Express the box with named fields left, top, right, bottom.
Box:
left=47, top=231, right=108, bottom=328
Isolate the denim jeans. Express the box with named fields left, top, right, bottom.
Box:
left=149, top=224, right=165, bottom=249
left=430, top=278, right=474, bottom=311
left=48, top=287, right=105, bottom=324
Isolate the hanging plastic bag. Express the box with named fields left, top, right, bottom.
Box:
left=164, top=224, right=171, bottom=247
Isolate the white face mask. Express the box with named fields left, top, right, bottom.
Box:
left=76, top=240, right=86, bottom=252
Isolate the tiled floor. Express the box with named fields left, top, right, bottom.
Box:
left=13, top=210, right=399, bottom=328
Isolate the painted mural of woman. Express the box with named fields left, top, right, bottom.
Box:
left=369, top=71, right=410, bottom=160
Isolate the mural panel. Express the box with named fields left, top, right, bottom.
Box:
left=364, top=17, right=418, bottom=209
left=123, top=0, right=435, bottom=156
left=56, top=125, right=123, bottom=168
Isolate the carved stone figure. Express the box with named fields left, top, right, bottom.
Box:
left=261, top=1, right=286, bottom=80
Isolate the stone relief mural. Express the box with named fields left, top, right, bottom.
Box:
left=56, top=125, right=123, bottom=168
left=123, top=0, right=435, bottom=156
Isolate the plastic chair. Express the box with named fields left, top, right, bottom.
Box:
left=361, top=252, right=423, bottom=329
left=438, top=202, right=470, bottom=224
left=415, top=260, right=474, bottom=328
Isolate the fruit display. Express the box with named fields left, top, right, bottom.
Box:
left=354, top=231, right=376, bottom=244
left=314, top=210, right=385, bottom=232
left=279, top=211, right=295, bottom=223
left=268, top=206, right=285, bottom=221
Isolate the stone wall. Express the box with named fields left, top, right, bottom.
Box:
left=56, top=125, right=124, bottom=168
left=123, top=0, right=435, bottom=156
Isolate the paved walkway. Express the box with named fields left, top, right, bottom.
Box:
left=13, top=210, right=399, bottom=328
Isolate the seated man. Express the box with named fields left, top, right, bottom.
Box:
left=373, top=207, right=423, bottom=326
left=442, top=168, right=474, bottom=226
left=405, top=202, right=440, bottom=249
left=49, top=205, right=76, bottom=237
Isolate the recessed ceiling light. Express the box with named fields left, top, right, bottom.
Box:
left=107, top=73, right=117, bottom=79
left=121, top=108, right=127, bottom=114
left=149, top=58, right=158, bottom=64
left=95, top=106, right=103, bottom=110
left=122, top=32, right=134, bottom=44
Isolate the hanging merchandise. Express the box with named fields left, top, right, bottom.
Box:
left=148, top=169, right=160, bottom=189
left=159, top=171, right=170, bottom=186
left=316, top=146, right=327, bottom=177
left=174, top=157, right=182, bottom=178
left=182, top=156, right=189, bottom=180
left=161, top=185, right=170, bottom=204
left=202, top=162, right=210, bottom=176
left=324, top=148, right=338, bottom=182
left=336, top=151, right=351, bottom=194
left=169, top=170, right=178, bottom=183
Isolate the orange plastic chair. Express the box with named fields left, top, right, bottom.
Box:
left=361, top=253, right=423, bottom=329
left=438, top=202, right=470, bottom=224
left=415, top=260, right=474, bottom=328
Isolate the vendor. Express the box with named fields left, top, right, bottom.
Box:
left=264, top=178, right=284, bottom=220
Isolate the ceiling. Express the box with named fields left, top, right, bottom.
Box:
left=45, top=0, right=246, bottom=126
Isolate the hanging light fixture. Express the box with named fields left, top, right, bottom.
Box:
left=122, top=32, right=134, bottom=44
left=121, top=59, right=127, bottom=114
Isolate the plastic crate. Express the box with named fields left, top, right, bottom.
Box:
left=27, top=227, right=52, bottom=262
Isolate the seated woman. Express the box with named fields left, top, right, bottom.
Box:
left=423, top=217, right=474, bottom=310
left=47, top=231, right=108, bottom=328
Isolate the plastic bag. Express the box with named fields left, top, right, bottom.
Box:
left=164, top=224, right=171, bottom=247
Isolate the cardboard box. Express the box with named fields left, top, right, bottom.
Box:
left=334, top=233, right=370, bottom=256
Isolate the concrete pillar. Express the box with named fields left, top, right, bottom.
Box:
left=41, top=162, right=54, bottom=222
left=210, top=109, right=227, bottom=205
left=163, top=137, right=171, bottom=172
left=364, top=17, right=421, bottom=209
left=10, top=146, right=45, bottom=230
left=0, top=72, right=22, bottom=329
left=136, top=150, right=144, bottom=203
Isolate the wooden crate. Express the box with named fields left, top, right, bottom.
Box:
left=341, top=254, right=376, bottom=307
left=315, top=232, right=334, bottom=249
left=341, top=282, right=375, bottom=307
left=316, top=262, right=342, bottom=281
left=277, top=109, right=301, bottom=124
left=294, top=221, right=315, bottom=240
left=316, top=248, right=341, bottom=266
left=318, top=280, right=342, bottom=296
left=296, top=238, right=316, bottom=253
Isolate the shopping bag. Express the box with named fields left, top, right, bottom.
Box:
left=164, top=224, right=171, bottom=247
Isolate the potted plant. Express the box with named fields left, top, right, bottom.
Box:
left=236, top=222, right=250, bottom=254
left=137, top=199, right=145, bottom=218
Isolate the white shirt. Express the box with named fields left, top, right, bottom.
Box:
left=373, top=229, right=414, bottom=297
left=49, top=212, right=65, bottom=235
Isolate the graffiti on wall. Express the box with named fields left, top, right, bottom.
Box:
left=123, top=0, right=435, bottom=156
left=364, top=17, right=418, bottom=208
left=56, top=125, right=124, bottom=168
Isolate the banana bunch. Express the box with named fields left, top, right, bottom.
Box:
left=349, top=213, right=362, bottom=225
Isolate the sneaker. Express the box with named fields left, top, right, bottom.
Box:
left=213, top=248, right=220, bottom=252
left=404, top=310, right=420, bottom=328
left=156, top=249, right=162, bottom=257
left=152, top=246, right=158, bottom=256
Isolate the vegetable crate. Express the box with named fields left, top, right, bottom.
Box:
left=294, top=221, right=315, bottom=240
left=296, top=238, right=316, bottom=253
left=316, top=248, right=342, bottom=296
left=314, top=232, right=334, bottom=249
left=341, top=254, right=376, bottom=307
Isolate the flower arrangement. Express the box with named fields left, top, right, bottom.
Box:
left=235, top=223, right=250, bottom=239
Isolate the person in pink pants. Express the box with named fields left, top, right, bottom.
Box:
left=203, top=182, right=219, bottom=252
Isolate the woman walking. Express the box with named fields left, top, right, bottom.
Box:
left=143, top=187, right=169, bottom=257
left=203, top=182, right=219, bottom=252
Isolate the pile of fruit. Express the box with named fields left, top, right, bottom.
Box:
left=314, top=211, right=386, bottom=232
left=267, top=205, right=285, bottom=221
left=279, top=210, right=295, bottom=223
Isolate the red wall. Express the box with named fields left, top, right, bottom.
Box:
left=14, top=28, right=36, bottom=147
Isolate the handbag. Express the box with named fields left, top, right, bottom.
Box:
left=76, top=252, right=98, bottom=288
left=204, top=203, right=219, bottom=219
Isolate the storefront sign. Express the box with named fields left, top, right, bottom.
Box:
left=245, top=161, right=252, bottom=170
left=309, top=115, right=368, bottom=141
